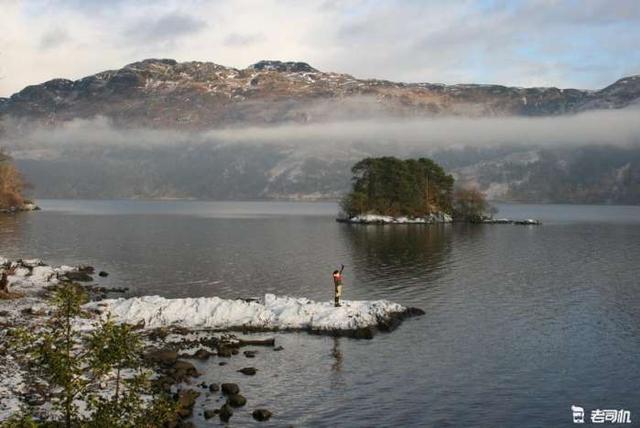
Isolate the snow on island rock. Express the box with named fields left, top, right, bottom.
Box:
left=88, top=294, right=424, bottom=338
left=338, top=213, right=453, bottom=224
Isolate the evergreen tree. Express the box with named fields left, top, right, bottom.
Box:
left=11, top=284, right=174, bottom=427
left=341, top=156, right=454, bottom=217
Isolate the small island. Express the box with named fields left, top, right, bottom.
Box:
left=338, top=156, right=540, bottom=225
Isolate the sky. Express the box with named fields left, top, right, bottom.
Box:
left=1, top=0, right=640, bottom=97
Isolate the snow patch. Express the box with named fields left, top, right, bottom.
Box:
left=344, top=213, right=453, bottom=224
left=88, top=294, right=411, bottom=334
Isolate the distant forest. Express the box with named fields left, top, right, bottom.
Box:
left=8, top=144, right=640, bottom=205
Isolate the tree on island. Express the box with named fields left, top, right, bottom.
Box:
left=340, top=156, right=493, bottom=221
left=452, top=186, right=497, bottom=222
left=340, top=157, right=454, bottom=217
left=0, top=147, right=26, bottom=210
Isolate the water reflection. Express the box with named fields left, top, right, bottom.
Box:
left=340, top=224, right=453, bottom=296
left=0, top=214, right=25, bottom=255
left=331, top=337, right=343, bottom=373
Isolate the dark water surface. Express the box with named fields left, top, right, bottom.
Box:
left=1, top=201, right=640, bottom=427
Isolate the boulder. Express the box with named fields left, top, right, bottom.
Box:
left=238, top=338, right=275, bottom=347
left=144, top=349, right=178, bottom=366
left=226, top=393, right=247, bottom=407
left=273, top=346, right=284, bottom=351
left=238, top=367, right=257, bottom=376
left=64, top=271, right=93, bottom=282
left=209, top=383, right=220, bottom=392
left=243, top=350, right=257, bottom=358
left=174, top=360, right=198, bottom=374
left=217, top=347, right=232, bottom=358
left=78, top=265, right=95, bottom=274
left=98, top=271, right=109, bottom=277
left=171, top=360, right=199, bottom=381
left=193, top=348, right=212, bottom=360
left=176, top=389, right=200, bottom=417
left=203, top=409, right=218, bottom=419
left=219, top=404, right=233, bottom=422
left=252, top=409, right=273, bottom=422
left=221, top=383, right=240, bottom=395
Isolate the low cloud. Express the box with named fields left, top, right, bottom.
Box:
left=4, top=109, right=640, bottom=160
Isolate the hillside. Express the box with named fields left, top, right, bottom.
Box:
left=1, top=59, right=639, bottom=129
left=1, top=59, right=639, bottom=204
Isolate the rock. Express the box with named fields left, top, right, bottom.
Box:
left=218, top=361, right=228, bottom=366
left=144, top=349, right=178, bottom=366
left=204, top=409, right=218, bottom=420
left=173, top=359, right=198, bottom=378
left=226, top=393, right=247, bottom=407
left=209, top=383, right=219, bottom=392
left=273, top=346, right=284, bottom=351
left=219, top=404, right=233, bottom=422
left=176, top=389, right=200, bottom=417
left=221, top=383, right=240, bottom=395
left=193, top=348, right=212, bottom=360
left=64, top=271, right=93, bottom=282
left=98, top=271, right=109, bottom=277
left=148, top=327, right=169, bottom=341
left=238, top=338, right=275, bottom=347
left=252, top=409, right=273, bottom=421
left=78, top=265, right=95, bottom=274
left=407, top=307, right=426, bottom=316
left=217, top=347, right=232, bottom=358
left=174, top=360, right=196, bottom=370
left=243, top=350, right=257, bottom=358
left=238, top=367, right=257, bottom=376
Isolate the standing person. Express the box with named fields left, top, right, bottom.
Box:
left=332, top=265, right=345, bottom=307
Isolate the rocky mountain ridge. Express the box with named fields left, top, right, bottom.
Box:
left=1, top=59, right=639, bottom=129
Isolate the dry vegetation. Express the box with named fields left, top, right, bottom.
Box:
left=0, top=148, right=25, bottom=210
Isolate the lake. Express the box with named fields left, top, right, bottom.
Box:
left=1, top=200, right=639, bottom=427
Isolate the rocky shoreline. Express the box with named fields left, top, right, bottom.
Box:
left=0, top=202, right=40, bottom=215
left=337, top=213, right=541, bottom=225
left=0, top=257, right=424, bottom=425
left=336, top=212, right=453, bottom=224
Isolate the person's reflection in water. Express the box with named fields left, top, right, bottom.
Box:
left=331, top=336, right=343, bottom=372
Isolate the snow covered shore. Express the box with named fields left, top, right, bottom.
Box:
left=338, top=213, right=542, bottom=225
left=337, top=213, right=453, bottom=224
left=0, top=257, right=424, bottom=338
left=0, top=256, right=424, bottom=421
left=88, top=294, right=423, bottom=337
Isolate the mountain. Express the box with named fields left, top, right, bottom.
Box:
left=1, top=59, right=639, bottom=129
left=1, top=59, right=640, bottom=204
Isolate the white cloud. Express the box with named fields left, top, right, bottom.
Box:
left=0, top=0, right=639, bottom=96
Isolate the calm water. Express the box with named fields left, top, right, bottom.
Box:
left=1, top=200, right=640, bottom=427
